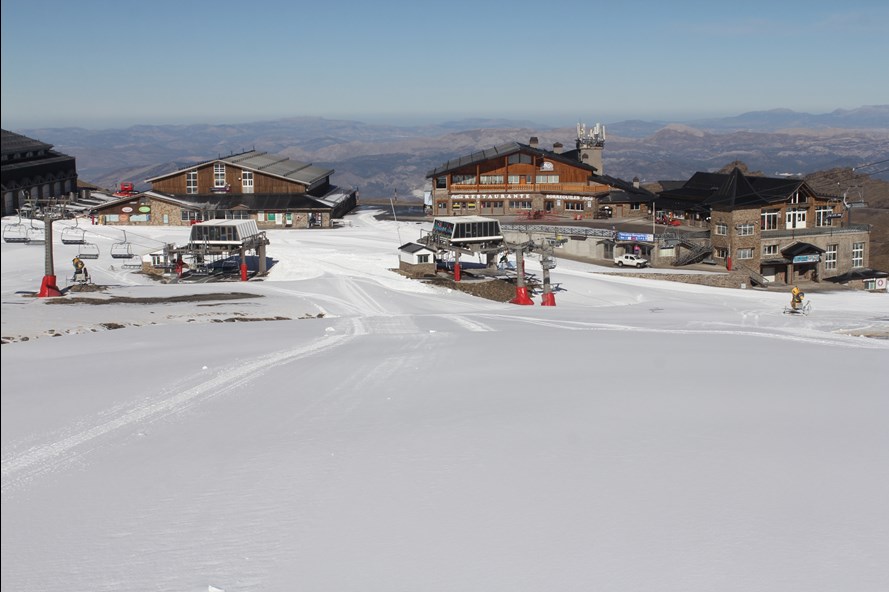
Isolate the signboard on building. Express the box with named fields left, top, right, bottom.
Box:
left=616, top=232, right=654, bottom=242
left=792, top=254, right=821, bottom=263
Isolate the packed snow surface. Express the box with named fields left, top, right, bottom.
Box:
left=2, top=209, right=888, bottom=591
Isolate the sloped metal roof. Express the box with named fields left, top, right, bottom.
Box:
left=657, top=168, right=812, bottom=210
left=399, top=242, right=434, bottom=254
left=426, top=141, right=599, bottom=178
left=146, top=150, right=333, bottom=186
left=1, top=129, right=53, bottom=157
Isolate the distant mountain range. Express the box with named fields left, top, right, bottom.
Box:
left=12, top=105, right=889, bottom=200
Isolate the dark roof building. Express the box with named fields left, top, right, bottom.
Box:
left=656, top=167, right=873, bottom=284
left=1, top=129, right=80, bottom=216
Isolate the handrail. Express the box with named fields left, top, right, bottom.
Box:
left=447, top=182, right=611, bottom=195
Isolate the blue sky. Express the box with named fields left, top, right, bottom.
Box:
left=1, top=0, right=887, bottom=129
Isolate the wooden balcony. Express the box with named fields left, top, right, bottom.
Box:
left=443, top=182, right=610, bottom=195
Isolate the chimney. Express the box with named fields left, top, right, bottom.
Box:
left=553, top=142, right=563, bottom=154
left=529, top=136, right=539, bottom=148
left=633, top=176, right=640, bottom=189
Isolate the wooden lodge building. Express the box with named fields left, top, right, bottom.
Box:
left=91, top=150, right=357, bottom=229
left=426, top=125, right=656, bottom=220
left=656, top=168, right=873, bottom=284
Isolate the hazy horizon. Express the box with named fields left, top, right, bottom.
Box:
left=4, top=104, right=886, bottom=133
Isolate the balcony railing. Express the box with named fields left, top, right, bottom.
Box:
left=762, top=223, right=869, bottom=238
left=444, top=182, right=611, bottom=195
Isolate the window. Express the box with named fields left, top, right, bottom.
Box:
left=715, top=247, right=728, bottom=259
left=507, top=175, right=522, bottom=184
left=214, top=163, right=226, bottom=188
left=737, top=248, right=753, bottom=260
left=181, top=210, right=203, bottom=222
left=510, top=200, right=532, bottom=210
left=535, top=174, right=559, bottom=184
left=452, top=175, right=476, bottom=185
left=815, top=207, right=834, bottom=226
left=437, top=201, right=448, bottom=210
left=763, top=244, right=778, bottom=256
left=481, top=201, right=503, bottom=208
left=825, top=244, right=838, bottom=271
left=480, top=175, right=503, bottom=185
left=761, top=209, right=779, bottom=230
left=785, top=208, right=806, bottom=228
left=417, top=254, right=430, bottom=264
left=242, top=171, right=254, bottom=193
left=789, top=190, right=807, bottom=204
left=435, top=177, right=446, bottom=189
left=565, top=201, right=584, bottom=211
left=507, top=153, right=532, bottom=165
left=715, top=223, right=727, bottom=236
left=737, top=223, right=754, bottom=236
left=852, top=242, right=864, bottom=268
left=629, top=203, right=641, bottom=211
left=186, top=171, right=198, bottom=194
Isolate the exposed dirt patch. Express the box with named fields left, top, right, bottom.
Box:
left=421, top=276, right=531, bottom=302
left=46, top=291, right=263, bottom=305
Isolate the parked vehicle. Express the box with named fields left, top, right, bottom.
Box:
left=614, top=253, right=649, bottom=268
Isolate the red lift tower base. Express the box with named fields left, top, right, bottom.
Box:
left=38, top=275, right=62, bottom=298
left=541, top=292, right=556, bottom=306
left=510, top=286, right=533, bottom=305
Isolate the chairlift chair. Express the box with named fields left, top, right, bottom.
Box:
left=3, top=213, right=30, bottom=243
left=26, top=217, right=45, bottom=245
left=110, top=229, right=134, bottom=259
left=61, top=218, right=86, bottom=244
left=77, top=242, right=100, bottom=259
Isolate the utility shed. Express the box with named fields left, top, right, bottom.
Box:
left=398, top=242, right=436, bottom=277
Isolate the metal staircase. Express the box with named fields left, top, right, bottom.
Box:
left=671, top=239, right=712, bottom=266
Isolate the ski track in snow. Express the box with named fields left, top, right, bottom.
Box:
left=476, top=312, right=888, bottom=349
left=0, top=319, right=363, bottom=494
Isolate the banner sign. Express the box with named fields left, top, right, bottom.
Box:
left=616, top=232, right=654, bottom=242
left=793, top=254, right=820, bottom=263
